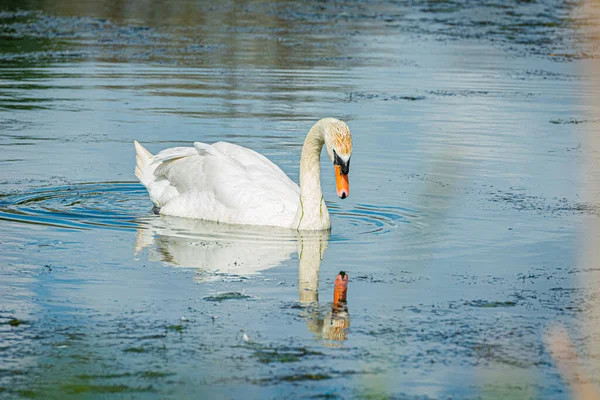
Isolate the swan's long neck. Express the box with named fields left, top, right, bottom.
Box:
left=294, top=121, right=331, bottom=230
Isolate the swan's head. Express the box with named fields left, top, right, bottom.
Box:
left=324, top=120, right=353, bottom=199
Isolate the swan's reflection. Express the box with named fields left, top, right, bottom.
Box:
left=134, top=215, right=297, bottom=280
left=297, top=230, right=350, bottom=342
left=135, top=215, right=349, bottom=341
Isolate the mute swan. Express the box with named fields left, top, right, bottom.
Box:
left=134, top=118, right=353, bottom=230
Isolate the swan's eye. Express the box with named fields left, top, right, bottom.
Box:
left=333, top=150, right=350, bottom=175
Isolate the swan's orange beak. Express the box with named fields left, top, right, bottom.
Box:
left=335, top=165, right=349, bottom=199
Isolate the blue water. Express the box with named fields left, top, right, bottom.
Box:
left=1, top=1, right=599, bottom=398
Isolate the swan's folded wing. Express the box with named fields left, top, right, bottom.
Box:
left=152, top=143, right=266, bottom=207
left=153, top=144, right=239, bottom=195
left=154, top=142, right=299, bottom=226
left=150, top=146, right=198, bottom=166
left=212, top=141, right=299, bottom=195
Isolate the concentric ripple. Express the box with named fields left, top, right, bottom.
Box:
left=0, top=182, right=420, bottom=241
left=0, top=182, right=147, bottom=230
left=328, top=202, right=424, bottom=242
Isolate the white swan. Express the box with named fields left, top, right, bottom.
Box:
left=134, top=118, right=353, bottom=230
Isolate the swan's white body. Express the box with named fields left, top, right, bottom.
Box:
left=134, top=118, right=352, bottom=230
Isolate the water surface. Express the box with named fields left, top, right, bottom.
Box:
left=1, top=0, right=600, bottom=398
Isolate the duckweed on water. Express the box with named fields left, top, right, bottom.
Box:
left=123, top=346, right=145, bottom=353
left=253, top=347, right=324, bottom=364
left=280, top=374, right=332, bottom=382
left=65, top=333, right=85, bottom=341
left=74, top=371, right=173, bottom=380
left=60, top=383, right=155, bottom=394
left=256, top=374, right=332, bottom=384
left=203, top=292, right=251, bottom=302
left=138, top=371, right=174, bottom=378
left=166, top=324, right=184, bottom=332
left=76, top=373, right=133, bottom=380
left=14, top=389, right=37, bottom=398
left=8, top=318, right=23, bottom=327
left=550, top=118, right=588, bottom=124
left=466, top=300, right=517, bottom=308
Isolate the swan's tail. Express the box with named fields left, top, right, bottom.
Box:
left=134, top=141, right=153, bottom=185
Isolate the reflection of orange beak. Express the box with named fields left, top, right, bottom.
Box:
left=334, top=165, right=349, bottom=199
left=333, top=271, right=348, bottom=303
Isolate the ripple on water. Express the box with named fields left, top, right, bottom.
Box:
left=0, top=183, right=420, bottom=243
left=328, top=202, right=425, bottom=242
left=0, top=182, right=147, bottom=230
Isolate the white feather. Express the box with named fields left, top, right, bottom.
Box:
left=133, top=118, right=351, bottom=230
left=134, top=140, right=299, bottom=227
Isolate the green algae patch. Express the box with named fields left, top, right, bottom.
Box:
left=14, top=389, right=38, bottom=398
left=281, top=374, right=331, bottom=382
left=255, top=351, right=301, bottom=364
left=60, top=383, right=155, bottom=394
left=255, top=373, right=332, bottom=385
left=550, top=118, right=587, bottom=125
left=123, top=347, right=145, bottom=353
left=0, top=369, right=25, bottom=378
left=203, top=292, right=251, bottom=302
left=166, top=324, right=184, bottom=332
left=65, top=333, right=86, bottom=341
left=75, top=371, right=173, bottom=380
left=138, top=371, right=174, bottom=378
left=399, top=95, right=426, bottom=101
left=7, top=318, right=23, bottom=327
left=76, top=373, right=133, bottom=380
left=139, top=333, right=167, bottom=339
left=253, top=347, right=324, bottom=364
left=467, top=300, right=517, bottom=308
